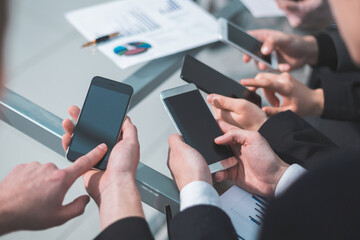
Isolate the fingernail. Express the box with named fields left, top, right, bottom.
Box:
left=261, top=46, right=269, bottom=54
left=241, top=79, right=249, bottom=84
left=207, top=95, right=213, bottom=102
left=215, top=174, right=221, bottom=182
left=98, top=143, right=107, bottom=150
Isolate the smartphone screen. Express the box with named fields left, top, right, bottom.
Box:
left=181, top=55, right=261, bottom=107
left=227, top=22, right=272, bottom=65
left=67, top=76, right=133, bottom=170
left=162, top=86, right=234, bottom=167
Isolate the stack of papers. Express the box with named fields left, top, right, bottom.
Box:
left=66, top=0, right=218, bottom=69
left=240, top=0, right=285, bottom=18
left=220, top=186, right=267, bottom=240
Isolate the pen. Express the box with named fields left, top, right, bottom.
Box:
left=82, top=32, right=120, bottom=48
left=165, top=204, right=172, bottom=240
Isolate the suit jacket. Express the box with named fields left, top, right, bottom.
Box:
left=94, top=217, right=154, bottom=240
left=260, top=147, right=360, bottom=240
left=97, top=147, right=360, bottom=240
left=258, top=111, right=340, bottom=169
left=313, top=29, right=360, bottom=122
left=315, top=28, right=360, bottom=72
left=95, top=206, right=238, bottom=240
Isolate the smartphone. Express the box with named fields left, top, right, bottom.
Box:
left=66, top=76, right=133, bottom=170
left=160, top=83, right=236, bottom=173
left=218, top=18, right=278, bottom=70
left=181, top=55, right=262, bottom=107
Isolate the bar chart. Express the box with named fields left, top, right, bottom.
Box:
left=220, top=186, right=267, bottom=240
left=159, top=0, right=182, bottom=14
left=249, top=195, right=267, bottom=225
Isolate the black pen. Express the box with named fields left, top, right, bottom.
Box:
left=82, top=32, right=120, bottom=48
left=165, top=204, right=172, bottom=240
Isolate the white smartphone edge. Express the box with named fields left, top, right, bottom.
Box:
left=218, top=18, right=278, bottom=70
left=160, top=83, right=233, bottom=173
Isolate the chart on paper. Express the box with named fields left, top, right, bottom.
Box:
left=66, top=0, right=218, bottom=69
left=115, top=9, right=160, bottom=37
left=220, top=186, right=267, bottom=240
left=65, top=2, right=164, bottom=40
left=159, top=0, right=182, bottom=14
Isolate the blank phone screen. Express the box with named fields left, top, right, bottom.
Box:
left=228, top=23, right=272, bottom=65
left=164, top=89, right=234, bottom=165
left=181, top=55, right=262, bottom=106
left=69, top=84, right=130, bottom=169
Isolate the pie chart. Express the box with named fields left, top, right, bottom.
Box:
left=114, top=42, right=151, bottom=56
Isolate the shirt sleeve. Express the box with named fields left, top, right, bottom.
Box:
left=275, top=164, right=307, bottom=197
left=180, top=181, right=220, bottom=211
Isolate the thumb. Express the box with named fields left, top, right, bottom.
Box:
left=262, top=106, right=286, bottom=116
left=168, top=134, right=188, bottom=150
left=261, top=37, right=275, bottom=55
left=207, top=94, right=235, bottom=112
left=59, top=195, right=90, bottom=222
left=214, top=170, right=229, bottom=182
left=280, top=1, right=300, bottom=13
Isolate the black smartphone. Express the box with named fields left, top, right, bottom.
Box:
left=66, top=76, right=133, bottom=170
left=219, top=18, right=278, bottom=70
left=181, top=55, right=262, bottom=107
left=160, top=83, right=236, bottom=173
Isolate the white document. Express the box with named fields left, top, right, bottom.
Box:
left=240, top=0, right=285, bottom=18
left=221, top=186, right=267, bottom=240
left=66, top=0, right=218, bottom=69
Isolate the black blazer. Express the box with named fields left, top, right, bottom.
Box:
left=258, top=111, right=339, bottom=169
left=94, top=217, right=154, bottom=240
left=96, top=147, right=360, bottom=240
left=260, top=147, right=360, bottom=240
left=312, top=29, right=360, bottom=122
left=95, top=206, right=238, bottom=240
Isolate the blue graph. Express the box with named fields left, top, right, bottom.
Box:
left=249, top=195, right=267, bottom=225
left=159, top=0, right=181, bottom=14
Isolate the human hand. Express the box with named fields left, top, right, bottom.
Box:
left=207, top=94, right=267, bottom=131
left=276, top=0, right=333, bottom=29
left=243, top=29, right=318, bottom=71
left=0, top=144, right=106, bottom=235
left=214, top=121, right=289, bottom=197
left=167, top=134, right=237, bottom=191
left=62, top=106, right=143, bottom=230
left=242, top=72, right=324, bottom=117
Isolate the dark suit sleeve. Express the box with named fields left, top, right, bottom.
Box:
left=169, top=205, right=238, bottom=240
left=258, top=111, right=339, bottom=169
left=259, top=147, right=360, bottom=240
left=315, top=28, right=360, bottom=72
left=94, top=217, right=154, bottom=240
left=320, top=76, right=360, bottom=121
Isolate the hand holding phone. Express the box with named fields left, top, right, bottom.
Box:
left=242, top=29, right=318, bottom=72
left=161, top=83, right=237, bottom=173
left=66, top=76, right=133, bottom=170
left=218, top=18, right=278, bottom=70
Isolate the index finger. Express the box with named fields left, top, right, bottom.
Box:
left=241, top=73, right=288, bottom=95
left=64, top=143, right=107, bottom=184
left=247, top=29, right=270, bottom=41
left=68, top=105, right=81, bottom=123
left=207, top=94, right=237, bottom=112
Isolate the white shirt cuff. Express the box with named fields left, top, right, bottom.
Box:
left=180, top=181, right=220, bottom=211
left=275, top=164, right=307, bottom=197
